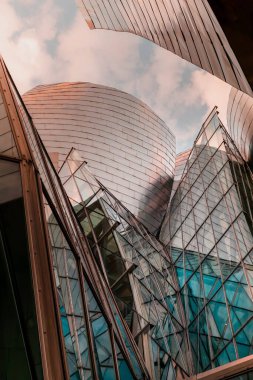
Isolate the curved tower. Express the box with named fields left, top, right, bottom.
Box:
left=23, top=82, right=175, bottom=232
left=227, top=87, right=253, bottom=169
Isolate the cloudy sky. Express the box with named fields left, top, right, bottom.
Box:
left=1, top=0, right=231, bottom=152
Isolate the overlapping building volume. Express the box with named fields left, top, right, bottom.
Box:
left=0, top=0, right=252, bottom=379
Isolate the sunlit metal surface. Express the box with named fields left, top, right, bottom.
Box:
left=23, top=82, right=175, bottom=233
left=77, top=0, right=251, bottom=95
left=227, top=87, right=253, bottom=169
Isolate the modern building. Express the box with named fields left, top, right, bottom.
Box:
left=0, top=57, right=150, bottom=380
left=21, top=79, right=253, bottom=379
left=160, top=109, right=253, bottom=376
left=1, top=0, right=253, bottom=379
left=23, top=82, right=175, bottom=233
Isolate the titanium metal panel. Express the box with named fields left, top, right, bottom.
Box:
left=23, top=82, right=175, bottom=233
left=227, top=87, right=253, bottom=169
left=77, top=0, right=252, bottom=95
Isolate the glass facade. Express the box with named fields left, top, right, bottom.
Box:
left=161, top=109, right=253, bottom=375
left=58, top=149, right=189, bottom=379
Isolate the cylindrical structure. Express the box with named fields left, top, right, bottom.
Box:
left=23, top=82, right=175, bottom=232
left=227, top=87, right=253, bottom=169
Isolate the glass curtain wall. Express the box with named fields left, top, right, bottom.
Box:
left=58, top=149, right=191, bottom=380
left=161, top=108, right=253, bottom=374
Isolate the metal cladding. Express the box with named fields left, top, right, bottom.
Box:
left=23, top=82, right=175, bottom=233
left=227, top=87, right=253, bottom=169
left=77, top=0, right=252, bottom=95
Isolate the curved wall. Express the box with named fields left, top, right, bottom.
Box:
left=227, top=87, right=253, bottom=169
left=23, top=82, right=175, bottom=232
left=77, top=0, right=251, bottom=95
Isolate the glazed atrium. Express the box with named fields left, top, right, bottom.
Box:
left=0, top=1, right=253, bottom=380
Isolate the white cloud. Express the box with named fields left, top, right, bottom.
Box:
left=0, top=0, right=232, bottom=153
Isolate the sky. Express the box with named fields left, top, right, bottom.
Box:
left=0, top=0, right=231, bottom=153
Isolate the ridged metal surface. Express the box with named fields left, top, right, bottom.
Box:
left=77, top=0, right=252, bottom=95
left=23, top=82, right=175, bottom=232
left=227, top=87, right=253, bottom=168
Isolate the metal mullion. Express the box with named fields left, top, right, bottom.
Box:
left=105, top=289, right=149, bottom=380
left=187, top=160, right=215, bottom=369
left=209, top=315, right=253, bottom=366
left=1, top=60, right=70, bottom=378
left=96, top=221, right=120, bottom=245
left=61, top=246, right=85, bottom=378
left=36, top=179, right=70, bottom=378
left=77, top=258, right=100, bottom=380
left=119, top=231, right=177, bottom=293
left=172, top=180, right=235, bottom=256
left=191, top=155, right=239, bottom=361
left=213, top=150, right=253, bottom=302
left=170, top=139, right=227, bottom=230
left=71, top=170, right=110, bottom=285
left=79, top=241, right=149, bottom=379
left=193, top=160, right=232, bottom=368
left=186, top=246, right=253, bottom=331
left=137, top=273, right=184, bottom=330
left=111, top=263, right=136, bottom=289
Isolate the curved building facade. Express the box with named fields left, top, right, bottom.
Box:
left=227, top=87, right=253, bottom=169
left=77, top=0, right=251, bottom=95
left=23, top=82, right=175, bottom=232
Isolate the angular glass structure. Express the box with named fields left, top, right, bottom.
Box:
left=0, top=57, right=150, bottom=380
left=161, top=108, right=253, bottom=375
left=58, top=148, right=190, bottom=379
